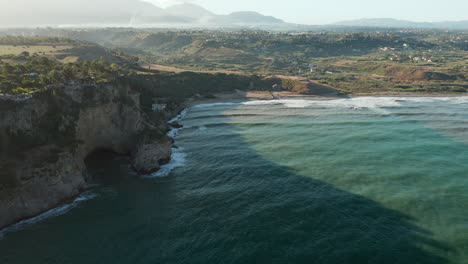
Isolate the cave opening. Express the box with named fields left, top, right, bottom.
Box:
left=84, top=149, right=133, bottom=184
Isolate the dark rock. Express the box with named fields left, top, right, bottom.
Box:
left=169, top=121, right=183, bottom=129
left=0, top=82, right=177, bottom=229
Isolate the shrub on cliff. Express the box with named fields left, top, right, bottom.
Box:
left=0, top=57, right=130, bottom=95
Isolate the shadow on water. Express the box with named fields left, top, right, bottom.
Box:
left=165, top=105, right=453, bottom=264
left=0, top=104, right=454, bottom=264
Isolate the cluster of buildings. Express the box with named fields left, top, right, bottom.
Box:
left=389, top=55, right=436, bottom=63
left=381, top=43, right=444, bottom=63
left=410, top=56, right=434, bottom=63
left=290, top=62, right=317, bottom=72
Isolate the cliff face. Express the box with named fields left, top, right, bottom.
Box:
left=0, top=82, right=174, bottom=229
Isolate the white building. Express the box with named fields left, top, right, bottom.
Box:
left=152, top=104, right=167, bottom=111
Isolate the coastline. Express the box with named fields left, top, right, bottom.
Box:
left=145, top=109, right=189, bottom=178
left=0, top=87, right=184, bottom=235
left=0, top=102, right=186, bottom=235
left=2, top=90, right=467, bottom=237
left=0, top=190, right=97, bottom=238
left=187, top=90, right=468, bottom=107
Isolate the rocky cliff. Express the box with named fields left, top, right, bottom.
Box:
left=0, top=81, right=176, bottom=229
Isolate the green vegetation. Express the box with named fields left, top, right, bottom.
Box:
left=0, top=36, right=74, bottom=45
left=0, top=36, right=140, bottom=66
left=0, top=45, right=75, bottom=57
left=134, top=72, right=277, bottom=112
left=23, top=28, right=464, bottom=94
left=0, top=31, right=466, bottom=96
left=0, top=57, right=129, bottom=94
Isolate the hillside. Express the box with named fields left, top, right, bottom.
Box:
left=20, top=28, right=466, bottom=95
left=0, top=37, right=139, bottom=66
left=334, top=18, right=468, bottom=29
left=1, top=29, right=467, bottom=95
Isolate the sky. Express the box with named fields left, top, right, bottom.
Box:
left=147, top=0, right=468, bottom=24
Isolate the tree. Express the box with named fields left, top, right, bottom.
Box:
left=1, top=63, right=14, bottom=75
left=48, top=70, right=64, bottom=84
left=62, top=66, right=75, bottom=81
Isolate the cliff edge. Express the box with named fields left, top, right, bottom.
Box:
left=0, top=81, right=175, bottom=229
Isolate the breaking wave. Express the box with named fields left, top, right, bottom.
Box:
left=146, top=147, right=187, bottom=178
left=0, top=191, right=97, bottom=239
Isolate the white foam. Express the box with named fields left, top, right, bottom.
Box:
left=401, top=96, right=468, bottom=105
left=167, top=109, right=189, bottom=138
left=191, top=102, right=243, bottom=109
left=168, top=127, right=182, bottom=138
left=241, top=98, right=402, bottom=114
left=192, top=99, right=315, bottom=109
left=323, top=97, right=402, bottom=114
left=146, top=147, right=187, bottom=178
left=146, top=109, right=190, bottom=178
left=192, top=97, right=468, bottom=115
left=243, top=100, right=282, bottom=106
left=169, top=108, right=189, bottom=123
left=0, top=191, right=96, bottom=239
left=162, top=96, right=468, bottom=178
left=280, top=100, right=315, bottom=108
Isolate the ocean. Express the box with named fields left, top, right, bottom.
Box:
left=1, top=97, right=467, bottom=264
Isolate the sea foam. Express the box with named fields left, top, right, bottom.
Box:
left=169, top=108, right=189, bottom=123
left=153, top=95, right=468, bottom=177
left=0, top=191, right=97, bottom=239
left=147, top=109, right=189, bottom=178
left=191, top=102, right=243, bottom=108
left=146, top=147, right=187, bottom=178
left=238, top=98, right=402, bottom=115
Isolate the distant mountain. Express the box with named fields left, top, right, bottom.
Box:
left=131, top=1, right=193, bottom=24
left=165, top=3, right=215, bottom=20
left=434, top=20, right=468, bottom=29
left=222, top=11, right=284, bottom=24
left=334, top=18, right=468, bottom=29
left=0, top=0, right=285, bottom=27
left=0, top=0, right=193, bottom=26
left=165, top=4, right=284, bottom=25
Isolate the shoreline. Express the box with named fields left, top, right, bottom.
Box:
left=0, top=107, right=184, bottom=236
left=187, top=90, right=468, bottom=107
left=2, top=90, right=466, bottom=237
left=144, top=109, right=189, bottom=178
left=0, top=190, right=96, bottom=238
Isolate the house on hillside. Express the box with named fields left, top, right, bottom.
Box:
left=308, top=63, right=317, bottom=72
left=272, top=84, right=282, bottom=91
left=28, top=73, right=39, bottom=79
left=403, top=43, right=412, bottom=50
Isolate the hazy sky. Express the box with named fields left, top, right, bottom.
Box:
left=1, top=0, right=467, bottom=25
left=148, top=0, right=468, bottom=24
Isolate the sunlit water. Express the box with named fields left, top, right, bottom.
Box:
left=1, top=97, right=467, bottom=264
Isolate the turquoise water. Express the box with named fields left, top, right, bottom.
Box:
left=1, top=97, right=467, bottom=263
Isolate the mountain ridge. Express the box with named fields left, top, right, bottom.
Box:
left=334, top=18, right=468, bottom=29
left=0, top=0, right=285, bottom=26
left=0, top=1, right=466, bottom=29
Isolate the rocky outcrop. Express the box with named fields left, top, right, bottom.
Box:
left=0, top=81, right=176, bottom=229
